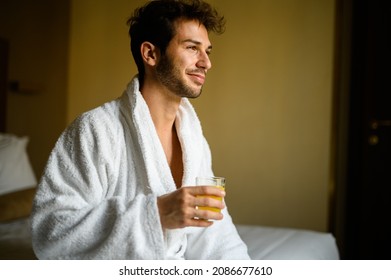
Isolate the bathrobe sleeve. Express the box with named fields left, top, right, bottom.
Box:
left=31, top=113, right=165, bottom=259
left=185, top=209, right=251, bottom=259
left=184, top=138, right=251, bottom=260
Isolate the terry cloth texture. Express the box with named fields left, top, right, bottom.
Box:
left=31, top=76, right=250, bottom=260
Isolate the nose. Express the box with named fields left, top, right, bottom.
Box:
left=196, top=50, right=212, bottom=71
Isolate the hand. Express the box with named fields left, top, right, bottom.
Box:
left=157, top=186, right=226, bottom=229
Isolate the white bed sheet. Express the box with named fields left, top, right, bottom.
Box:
left=236, top=224, right=339, bottom=260
left=0, top=219, right=339, bottom=260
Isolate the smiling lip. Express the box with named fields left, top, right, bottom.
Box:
left=188, top=73, right=206, bottom=85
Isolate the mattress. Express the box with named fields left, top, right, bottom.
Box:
left=236, top=224, right=339, bottom=259
left=0, top=218, right=339, bottom=260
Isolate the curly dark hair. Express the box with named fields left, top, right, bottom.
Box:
left=127, top=0, right=225, bottom=84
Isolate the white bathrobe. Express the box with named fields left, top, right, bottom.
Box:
left=31, top=77, right=250, bottom=260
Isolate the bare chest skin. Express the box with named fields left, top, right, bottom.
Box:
left=159, top=127, right=184, bottom=188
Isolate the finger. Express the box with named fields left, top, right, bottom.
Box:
left=180, top=207, right=214, bottom=227
left=194, top=207, right=224, bottom=221
left=189, top=218, right=214, bottom=227
left=195, top=196, right=225, bottom=210
left=188, top=186, right=226, bottom=197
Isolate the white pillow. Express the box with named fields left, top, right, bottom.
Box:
left=0, top=133, right=37, bottom=195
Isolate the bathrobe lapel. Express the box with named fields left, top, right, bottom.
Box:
left=123, top=78, right=208, bottom=259
left=125, top=78, right=205, bottom=193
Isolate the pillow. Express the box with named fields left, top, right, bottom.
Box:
left=0, top=133, right=37, bottom=196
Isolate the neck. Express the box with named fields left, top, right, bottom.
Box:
left=140, top=76, right=181, bottom=133
left=139, top=75, right=184, bottom=188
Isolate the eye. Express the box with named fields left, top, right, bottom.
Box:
left=187, top=45, right=198, bottom=52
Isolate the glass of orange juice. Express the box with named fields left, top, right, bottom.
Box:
left=196, top=176, right=225, bottom=212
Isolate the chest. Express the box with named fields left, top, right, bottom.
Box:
left=158, top=130, right=184, bottom=188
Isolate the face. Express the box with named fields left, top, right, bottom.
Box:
left=156, top=19, right=212, bottom=99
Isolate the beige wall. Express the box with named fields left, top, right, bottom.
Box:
left=68, top=0, right=335, bottom=231
left=3, top=0, right=335, bottom=232
left=67, top=0, right=144, bottom=123
left=201, top=0, right=335, bottom=231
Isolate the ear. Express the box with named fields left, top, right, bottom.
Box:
left=140, top=42, right=159, bottom=66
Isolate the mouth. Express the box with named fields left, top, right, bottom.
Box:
left=187, top=72, right=206, bottom=85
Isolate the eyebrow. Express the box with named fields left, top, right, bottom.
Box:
left=182, top=39, right=212, bottom=50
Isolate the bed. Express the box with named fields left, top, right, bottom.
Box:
left=0, top=218, right=339, bottom=260
left=0, top=133, right=37, bottom=259
left=0, top=133, right=339, bottom=260
left=237, top=224, right=339, bottom=259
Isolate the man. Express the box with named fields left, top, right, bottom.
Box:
left=31, top=0, right=250, bottom=259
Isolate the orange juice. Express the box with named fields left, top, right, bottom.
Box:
left=197, top=185, right=225, bottom=212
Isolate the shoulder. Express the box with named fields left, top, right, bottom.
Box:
left=70, top=99, right=123, bottom=136
left=55, top=98, right=127, bottom=155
